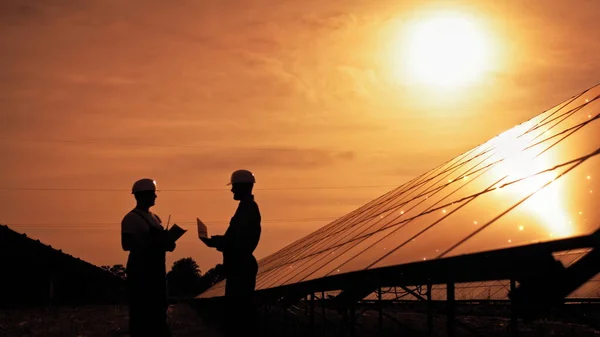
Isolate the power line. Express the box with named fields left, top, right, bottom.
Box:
left=0, top=185, right=398, bottom=192
left=0, top=136, right=239, bottom=149
left=0, top=136, right=392, bottom=155
left=3, top=216, right=338, bottom=228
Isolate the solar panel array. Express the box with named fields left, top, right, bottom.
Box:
left=199, top=83, right=600, bottom=299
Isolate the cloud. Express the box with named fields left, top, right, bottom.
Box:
left=167, top=147, right=356, bottom=172
left=62, top=74, right=138, bottom=86
left=330, top=65, right=382, bottom=101
left=246, top=37, right=282, bottom=54
left=0, top=3, right=44, bottom=20
left=383, top=152, right=456, bottom=178
left=239, top=21, right=282, bottom=53
left=300, top=12, right=358, bottom=30
left=0, top=144, right=355, bottom=177
left=227, top=50, right=315, bottom=101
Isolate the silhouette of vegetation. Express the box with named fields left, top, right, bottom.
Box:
left=165, top=258, right=225, bottom=298
left=101, top=264, right=127, bottom=280
left=198, top=263, right=225, bottom=293
left=167, top=257, right=203, bottom=297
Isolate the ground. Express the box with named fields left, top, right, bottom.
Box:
left=1, top=303, right=599, bottom=336
left=0, top=303, right=219, bottom=337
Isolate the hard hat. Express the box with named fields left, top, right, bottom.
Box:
left=132, top=178, right=157, bottom=194
left=227, top=169, right=255, bottom=185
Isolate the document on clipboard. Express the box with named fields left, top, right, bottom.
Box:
left=167, top=224, right=187, bottom=242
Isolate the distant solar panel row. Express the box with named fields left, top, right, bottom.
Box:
left=199, top=83, right=600, bottom=299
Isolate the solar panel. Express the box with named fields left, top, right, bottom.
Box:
left=198, top=83, right=600, bottom=299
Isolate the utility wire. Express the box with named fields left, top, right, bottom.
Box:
left=0, top=135, right=392, bottom=155
left=3, top=216, right=337, bottom=228
left=0, top=184, right=398, bottom=192
left=0, top=136, right=278, bottom=150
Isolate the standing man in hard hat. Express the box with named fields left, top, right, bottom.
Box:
left=121, top=178, right=176, bottom=337
left=202, top=169, right=262, bottom=336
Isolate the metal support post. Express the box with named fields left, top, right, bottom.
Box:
left=378, top=287, right=383, bottom=335
left=305, top=295, right=309, bottom=315
left=447, top=282, right=456, bottom=337
left=350, top=304, right=357, bottom=337
left=310, top=292, right=315, bottom=333
left=427, top=283, right=433, bottom=337
left=322, top=291, right=326, bottom=334
left=510, top=279, right=519, bottom=336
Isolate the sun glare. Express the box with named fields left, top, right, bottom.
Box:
left=395, top=11, right=493, bottom=89
left=491, top=128, right=574, bottom=238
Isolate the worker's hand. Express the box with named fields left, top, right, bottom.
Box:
left=211, top=235, right=225, bottom=251
left=160, top=231, right=176, bottom=252
left=202, top=235, right=225, bottom=251
left=200, top=237, right=215, bottom=247
left=165, top=240, right=176, bottom=252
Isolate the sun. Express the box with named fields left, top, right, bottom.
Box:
left=395, top=12, right=492, bottom=89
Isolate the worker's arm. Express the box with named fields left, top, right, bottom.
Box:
left=163, top=232, right=176, bottom=252
left=201, top=236, right=219, bottom=248
left=121, top=231, right=175, bottom=252
left=203, top=235, right=225, bottom=251
left=121, top=214, right=175, bottom=252
left=219, top=202, right=261, bottom=254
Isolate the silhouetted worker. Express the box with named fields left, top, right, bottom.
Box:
left=121, top=178, right=176, bottom=337
left=203, top=169, right=262, bottom=336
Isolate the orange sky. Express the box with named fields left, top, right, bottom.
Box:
left=1, top=0, right=599, bottom=273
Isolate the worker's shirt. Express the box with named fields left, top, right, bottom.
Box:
left=222, top=195, right=262, bottom=265
left=121, top=209, right=163, bottom=235
left=121, top=208, right=166, bottom=276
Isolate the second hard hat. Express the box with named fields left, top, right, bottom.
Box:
left=132, top=178, right=157, bottom=194
left=227, top=169, right=255, bottom=185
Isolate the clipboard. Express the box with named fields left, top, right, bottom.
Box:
left=167, top=224, right=187, bottom=242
